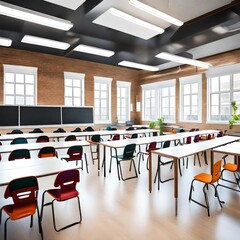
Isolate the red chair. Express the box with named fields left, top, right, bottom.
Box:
left=0, top=176, right=42, bottom=240
left=61, top=145, right=88, bottom=173
left=36, top=135, right=49, bottom=143
left=65, top=135, right=77, bottom=141
left=41, top=169, right=82, bottom=232
left=137, top=141, right=158, bottom=174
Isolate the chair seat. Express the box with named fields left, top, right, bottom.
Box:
left=113, top=154, right=135, bottom=160
left=194, top=173, right=212, bottom=183
left=47, top=189, right=79, bottom=201
left=3, top=202, right=37, bottom=220
left=223, top=163, right=237, bottom=172
left=87, top=140, right=98, bottom=144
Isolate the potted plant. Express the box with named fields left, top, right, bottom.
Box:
left=148, top=120, right=156, bottom=129
left=229, top=100, right=240, bottom=129
left=156, top=117, right=165, bottom=135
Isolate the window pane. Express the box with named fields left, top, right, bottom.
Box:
left=220, top=75, right=230, bottom=91
left=101, top=84, right=107, bottom=91
left=170, top=97, right=175, bottom=107
left=211, top=77, right=219, bottom=92
left=73, top=88, right=80, bottom=97
left=26, top=85, right=34, bottom=95
left=101, top=91, right=107, bottom=99
left=184, top=95, right=190, bottom=105
left=65, top=79, right=72, bottom=86
left=95, top=99, right=100, bottom=108
left=220, top=93, right=230, bottom=105
left=25, top=75, right=34, bottom=84
left=121, top=88, right=126, bottom=97
left=162, top=88, right=169, bottom=97
left=192, top=95, right=198, bottom=106
left=5, top=83, right=14, bottom=94
left=162, top=97, right=169, bottom=107
left=191, top=83, right=198, bottom=94
left=65, top=87, right=72, bottom=97
left=16, top=84, right=24, bottom=95
left=5, top=73, right=14, bottom=82
left=95, top=83, right=100, bottom=90
left=233, top=92, right=240, bottom=104
left=73, top=79, right=81, bottom=87
left=26, top=97, right=34, bottom=105
left=5, top=96, right=14, bottom=104
left=101, top=100, right=107, bottom=108
left=16, top=96, right=24, bottom=105
left=16, top=74, right=24, bottom=83
left=233, top=74, right=240, bottom=90
left=211, top=94, right=219, bottom=105
left=73, top=98, right=80, bottom=106
left=170, top=87, right=175, bottom=96
left=184, top=84, right=190, bottom=94
left=65, top=97, right=72, bottom=106
left=211, top=106, right=219, bottom=115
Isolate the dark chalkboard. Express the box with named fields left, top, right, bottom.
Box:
left=20, top=106, right=61, bottom=125
left=0, top=105, right=19, bottom=126
left=62, top=107, right=94, bottom=124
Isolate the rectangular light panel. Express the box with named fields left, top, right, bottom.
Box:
left=74, top=44, right=115, bottom=57
left=0, top=1, right=73, bottom=31
left=118, top=61, right=159, bottom=71
left=0, top=37, right=12, bottom=47
left=21, top=35, right=70, bottom=50
left=93, top=8, right=164, bottom=40
left=44, top=0, right=86, bottom=10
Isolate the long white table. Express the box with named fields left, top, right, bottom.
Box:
left=150, top=136, right=240, bottom=216
left=0, top=157, right=80, bottom=186
left=99, top=129, right=220, bottom=176
left=0, top=129, right=159, bottom=142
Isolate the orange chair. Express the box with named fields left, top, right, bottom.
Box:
left=41, top=169, right=82, bottom=232
left=8, top=149, right=30, bottom=161
left=61, top=145, right=88, bottom=173
left=189, top=160, right=224, bottom=216
left=217, top=157, right=240, bottom=192
left=38, top=146, right=57, bottom=158
left=0, top=176, right=42, bottom=240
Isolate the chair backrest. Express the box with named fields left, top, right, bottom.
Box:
left=162, top=140, right=170, bottom=148
left=193, top=134, right=200, bottom=143
left=217, top=131, right=223, bottom=137
left=189, top=128, right=195, bottom=132
left=195, top=128, right=199, bottom=131
left=126, top=127, right=134, bottom=131
left=67, top=145, right=83, bottom=160
left=207, top=134, right=212, bottom=140
left=38, top=146, right=56, bottom=158
left=53, top=128, right=66, bottom=133
left=153, top=132, right=158, bottom=136
left=172, top=129, right=177, bottom=134
left=186, top=136, right=192, bottom=144
left=91, top=134, right=101, bottom=143
left=29, top=128, right=44, bottom=133
left=211, top=160, right=222, bottom=183
left=4, top=176, right=38, bottom=209
left=65, top=135, right=77, bottom=141
left=83, top=126, right=94, bottom=132
left=54, top=169, right=80, bottom=196
left=36, top=135, right=49, bottom=143
left=9, top=129, right=23, bottom=134
left=179, top=128, right=185, bottom=132
left=11, top=137, right=28, bottom=145
left=112, top=134, right=120, bottom=141
left=8, top=149, right=30, bottom=161
left=131, top=133, right=138, bottom=139
left=147, top=141, right=157, bottom=152
left=123, top=144, right=136, bottom=159
left=71, top=127, right=81, bottom=132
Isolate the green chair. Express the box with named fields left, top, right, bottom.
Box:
left=112, top=143, right=137, bottom=181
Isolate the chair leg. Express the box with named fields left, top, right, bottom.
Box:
left=4, top=217, right=10, bottom=240
left=118, top=159, right=138, bottom=181
left=30, top=215, right=33, bottom=228
left=212, top=184, right=224, bottom=207
left=203, top=184, right=210, bottom=216
left=84, top=153, right=89, bottom=173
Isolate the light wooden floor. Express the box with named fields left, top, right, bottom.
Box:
left=0, top=146, right=239, bottom=240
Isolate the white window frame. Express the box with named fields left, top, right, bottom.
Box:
left=179, top=74, right=202, bottom=123
left=3, top=64, right=37, bottom=105
left=117, top=81, right=131, bottom=123
left=141, top=79, right=176, bottom=123
left=206, top=63, right=240, bottom=124
left=94, top=76, right=112, bottom=124
left=64, top=72, right=85, bottom=106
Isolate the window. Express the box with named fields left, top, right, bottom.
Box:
left=141, top=79, right=176, bottom=123
left=117, top=81, right=131, bottom=123
left=94, top=76, right=112, bottom=123
left=179, top=75, right=202, bottom=123
left=3, top=65, right=37, bottom=105
left=64, top=72, right=85, bottom=106
left=207, top=63, right=240, bottom=123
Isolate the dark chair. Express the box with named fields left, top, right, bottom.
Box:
left=137, top=141, right=158, bottom=174
left=10, top=137, right=28, bottom=145
left=87, top=134, right=101, bottom=164
left=71, top=127, right=81, bottom=132
left=108, top=134, right=121, bottom=173
left=154, top=141, right=182, bottom=190
left=83, top=127, right=94, bottom=132
left=61, top=145, right=88, bottom=173
left=53, top=128, right=66, bottom=133
left=0, top=176, right=42, bottom=240
left=38, top=146, right=57, bottom=158
left=65, top=135, right=77, bottom=141
left=8, top=149, right=30, bottom=161
left=189, top=160, right=224, bottom=216
left=189, top=128, right=195, bottom=132
left=7, top=129, right=23, bottom=134
left=112, top=143, right=137, bottom=181
left=36, top=135, right=49, bottom=143
left=217, top=130, right=223, bottom=137
left=41, top=169, right=82, bottom=232
left=29, top=128, right=44, bottom=133
left=0, top=142, right=2, bottom=161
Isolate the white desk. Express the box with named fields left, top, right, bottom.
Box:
left=99, top=129, right=220, bottom=176
left=0, top=157, right=80, bottom=186
left=150, top=136, right=240, bottom=216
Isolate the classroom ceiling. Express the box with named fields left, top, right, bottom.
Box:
left=0, top=0, right=239, bottom=71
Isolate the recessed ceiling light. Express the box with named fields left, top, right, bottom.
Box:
left=109, top=8, right=164, bottom=34
left=0, top=1, right=73, bottom=31
left=155, top=52, right=212, bottom=69
left=0, top=37, right=12, bottom=47
left=129, top=0, right=183, bottom=27
left=21, top=35, right=70, bottom=50
left=74, top=44, right=115, bottom=57
left=118, top=61, right=159, bottom=71
left=44, top=0, right=86, bottom=11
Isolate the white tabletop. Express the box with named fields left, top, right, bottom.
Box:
left=212, top=141, right=240, bottom=155
left=0, top=157, right=80, bottom=186
left=0, top=140, right=90, bottom=154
